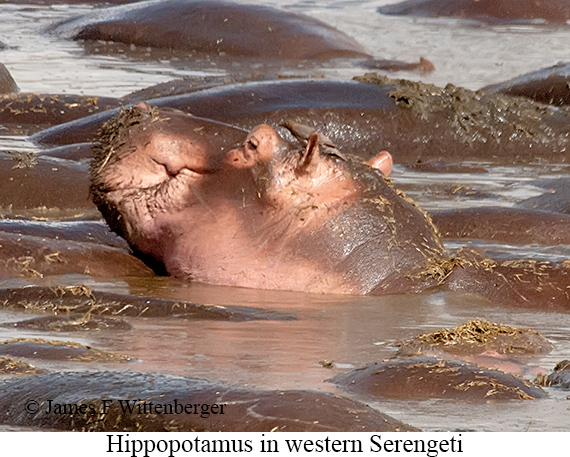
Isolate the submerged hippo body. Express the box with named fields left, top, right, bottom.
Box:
left=48, top=0, right=369, bottom=61
left=0, top=370, right=415, bottom=432
left=332, top=357, right=546, bottom=401
left=33, top=77, right=570, bottom=165
left=0, top=152, right=92, bottom=215
left=91, top=104, right=445, bottom=295
left=378, top=0, right=570, bottom=24
left=0, top=93, right=122, bottom=132
left=481, top=62, right=570, bottom=106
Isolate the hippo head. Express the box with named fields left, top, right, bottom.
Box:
left=91, top=104, right=446, bottom=294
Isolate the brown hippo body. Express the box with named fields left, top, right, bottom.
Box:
left=0, top=93, right=122, bottom=132
left=331, top=357, right=546, bottom=401
left=32, top=78, right=570, bottom=166
left=481, top=62, right=570, bottom=106
left=47, top=0, right=370, bottom=61
left=378, top=0, right=570, bottom=24
left=431, top=207, right=570, bottom=245
left=91, top=104, right=445, bottom=295
left=0, top=152, right=92, bottom=215
left=0, top=230, right=153, bottom=279
left=0, top=370, right=415, bottom=432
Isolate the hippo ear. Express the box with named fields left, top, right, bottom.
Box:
left=296, top=132, right=320, bottom=173
left=366, top=151, right=393, bottom=176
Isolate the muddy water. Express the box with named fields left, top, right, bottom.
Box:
left=1, top=1, right=570, bottom=432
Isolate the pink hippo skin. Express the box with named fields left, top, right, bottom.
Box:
left=91, top=104, right=445, bottom=295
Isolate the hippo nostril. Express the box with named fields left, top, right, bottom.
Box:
left=247, top=138, right=259, bottom=150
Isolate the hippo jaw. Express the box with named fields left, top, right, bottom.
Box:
left=90, top=108, right=212, bottom=247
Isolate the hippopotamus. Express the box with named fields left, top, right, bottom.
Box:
left=47, top=0, right=368, bottom=60
left=0, top=230, right=153, bottom=279
left=0, top=61, right=120, bottom=131
left=89, top=103, right=570, bottom=309
left=331, top=357, right=547, bottom=401
left=481, top=62, right=570, bottom=106
left=431, top=207, right=570, bottom=245
left=31, top=77, right=570, bottom=166
left=0, top=152, right=93, bottom=215
left=0, top=338, right=130, bottom=363
left=394, top=319, right=552, bottom=377
left=46, top=0, right=432, bottom=73
left=0, top=63, right=18, bottom=94
left=377, top=0, right=570, bottom=24
left=0, top=93, right=122, bottom=132
left=395, top=319, right=554, bottom=357
left=91, top=103, right=441, bottom=295
left=0, top=285, right=295, bottom=321
left=0, top=370, right=416, bottom=431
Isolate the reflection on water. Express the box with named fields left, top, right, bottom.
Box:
left=0, top=0, right=569, bottom=432
left=1, top=275, right=568, bottom=431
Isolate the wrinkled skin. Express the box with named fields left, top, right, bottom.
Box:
left=48, top=0, right=370, bottom=61
left=378, top=0, right=570, bottom=24
left=481, top=62, right=570, bottom=106
left=91, top=104, right=445, bottom=295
